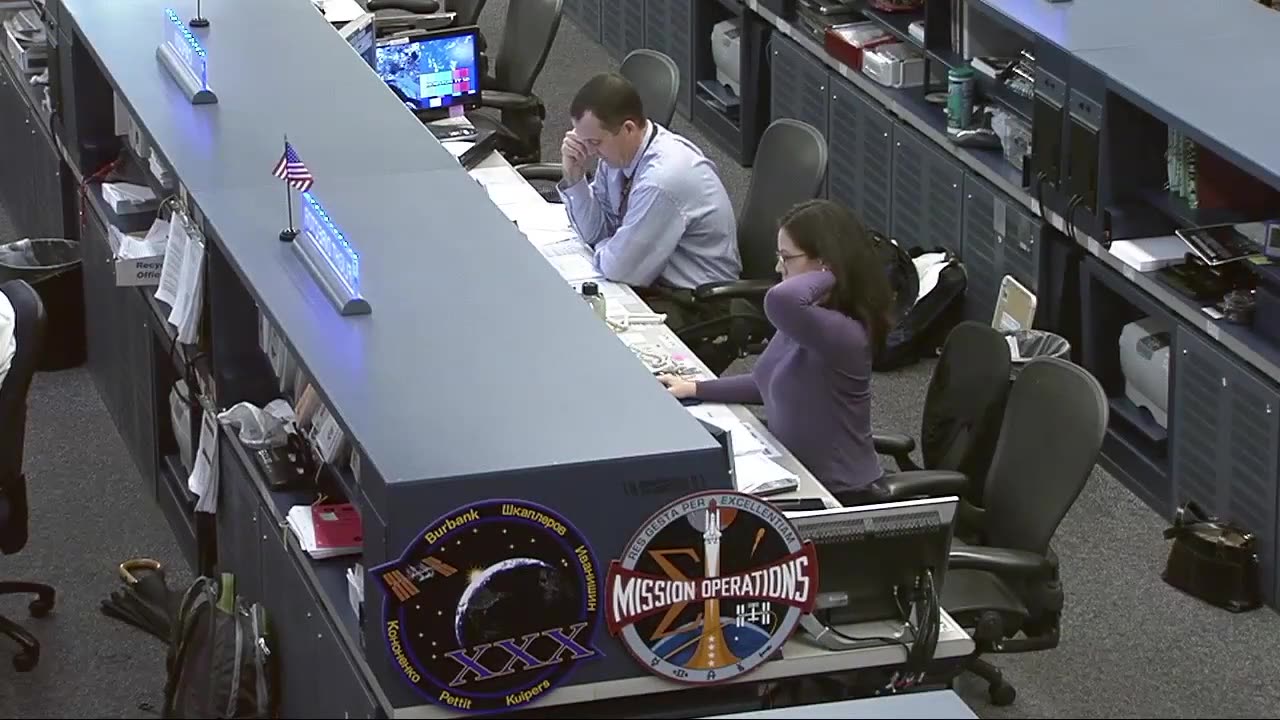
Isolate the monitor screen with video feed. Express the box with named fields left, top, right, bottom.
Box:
left=787, top=496, right=958, bottom=627
left=376, top=26, right=481, bottom=114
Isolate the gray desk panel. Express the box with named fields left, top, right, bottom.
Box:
left=61, top=0, right=460, bottom=191
left=65, top=0, right=721, bottom=483
left=1076, top=39, right=1280, bottom=190
left=971, top=0, right=1267, bottom=53
left=198, top=175, right=719, bottom=483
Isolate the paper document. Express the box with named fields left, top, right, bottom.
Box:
left=486, top=182, right=545, bottom=209
left=524, top=228, right=577, bottom=249
left=154, top=217, right=190, bottom=307
left=441, top=140, right=471, bottom=158
left=734, top=453, right=799, bottom=495
left=170, top=231, right=205, bottom=344
left=514, top=203, right=573, bottom=233
left=686, top=404, right=770, bottom=457
left=469, top=167, right=524, bottom=188
left=548, top=254, right=601, bottom=283
left=189, top=408, right=220, bottom=514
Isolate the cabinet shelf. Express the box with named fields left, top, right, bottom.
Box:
left=853, top=1, right=923, bottom=48
left=1141, top=188, right=1263, bottom=228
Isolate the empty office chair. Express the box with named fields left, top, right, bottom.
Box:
left=367, top=0, right=453, bottom=36
left=876, top=321, right=1012, bottom=505
left=885, top=357, right=1108, bottom=706
left=517, top=48, right=681, bottom=190
left=469, top=0, right=563, bottom=166
left=0, top=280, right=56, bottom=672
left=675, top=118, right=828, bottom=374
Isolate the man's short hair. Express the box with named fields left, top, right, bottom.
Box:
left=570, top=73, right=646, bottom=132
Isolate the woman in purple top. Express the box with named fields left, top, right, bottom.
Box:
left=659, top=199, right=894, bottom=506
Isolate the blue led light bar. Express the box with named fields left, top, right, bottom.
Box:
left=157, top=8, right=217, bottom=103
left=301, top=192, right=362, bottom=294
left=294, top=191, right=369, bottom=316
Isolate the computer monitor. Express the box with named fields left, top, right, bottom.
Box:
left=339, top=13, right=377, bottom=70
left=786, top=496, right=958, bottom=630
left=375, top=25, right=481, bottom=117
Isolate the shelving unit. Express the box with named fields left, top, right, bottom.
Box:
left=690, top=0, right=771, bottom=164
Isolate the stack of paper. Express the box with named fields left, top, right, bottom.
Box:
left=102, top=182, right=158, bottom=214
left=540, top=238, right=602, bottom=283
left=154, top=212, right=205, bottom=344
left=684, top=403, right=798, bottom=495
left=287, top=503, right=363, bottom=560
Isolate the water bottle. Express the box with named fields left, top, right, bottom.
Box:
left=947, top=64, right=975, bottom=135
left=581, top=282, right=607, bottom=321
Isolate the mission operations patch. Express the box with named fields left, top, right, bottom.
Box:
left=605, top=490, right=818, bottom=684
left=372, top=500, right=602, bottom=713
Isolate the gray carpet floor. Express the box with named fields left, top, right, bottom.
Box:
left=1, top=2, right=1279, bottom=717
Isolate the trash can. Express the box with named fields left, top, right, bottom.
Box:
left=1005, top=329, right=1071, bottom=379
left=0, top=238, right=86, bottom=371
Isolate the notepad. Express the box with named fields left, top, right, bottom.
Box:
left=287, top=504, right=363, bottom=559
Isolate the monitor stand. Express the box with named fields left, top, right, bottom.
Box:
left=799, top=613, right=913, bottom=651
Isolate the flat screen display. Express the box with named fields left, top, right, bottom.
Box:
left=376, top=28, right=480, bottom=112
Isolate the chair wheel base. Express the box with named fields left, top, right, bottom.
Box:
left=29, top=597, right=53, bottom=618
left=989, top=681, right=1016, bottom=706
left=12, top=648, right=37, bottom=672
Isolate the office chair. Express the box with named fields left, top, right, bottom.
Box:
left=366, top=0, right=452, bottom=36
left=875, top=321, right=1012, bottom=506
left=674, top=118, right=828, bottom=374
left=0, top=280, right=56, bottom=672
left=468, top=0, right=563, bottom=166
left=516, top=48, right=682, bottom=190
left=884, top=357, right=1107, bottom=706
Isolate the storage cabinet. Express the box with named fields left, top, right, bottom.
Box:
left=644, top=0, right=693, bottom=116
left=891, top=125, right=964, bottom=256
left=79, top=197, right=157, bottom=493
left=769, top=34, right=827, bottom=138
left=827, top=74, right=893, bottom=237
left=260, top=529, right=379, bottom=719
left=1171, top=326, right=1279, bottom=604
left=0, top=58, right=65, bottom=239
left=216, top=444, right=264, bottom=602
left=564, top=0, right=602, bottom=44
left=963, top=175, right=1041, bottom=323
left=601, top=0, right=645, bottom=60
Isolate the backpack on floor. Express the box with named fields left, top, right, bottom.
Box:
left=162, top=573, right=277, bottom=719
left=875, top=246, right=967, bottom=371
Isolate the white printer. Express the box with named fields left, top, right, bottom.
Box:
left=1119, top=317, right=1172, bottom=429
left=712, top=18, right=742, bottom=96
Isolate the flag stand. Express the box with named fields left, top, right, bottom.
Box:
left=279, top=183, right=298, bottom=242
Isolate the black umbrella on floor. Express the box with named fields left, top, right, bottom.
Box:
left=99, top=559, right=181, bottom=644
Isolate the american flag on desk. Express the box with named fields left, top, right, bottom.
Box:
left=272, top=141, right=314, bottom=193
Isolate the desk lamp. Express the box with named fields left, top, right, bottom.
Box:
left=190, top=0, right=209, bottom=28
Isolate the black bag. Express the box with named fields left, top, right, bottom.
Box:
left=875, top=246, right=967, bottom=371
left=1161, top=502, right=1262, bottom=613
left=163, top=573, right=277, bottom=719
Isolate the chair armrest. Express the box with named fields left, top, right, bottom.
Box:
left=693, top=278, right=776, bottom=302
left=482, top=90, right=543, bottom=114
left=949, top=545, right=1054, bottom=580
left=873, top=432, right=919, bottom=471
left=515, top=163, right=564, bottom=183
left=367, top=0, right=440, bottom=12
left=879, top=469, right=969, bottom=499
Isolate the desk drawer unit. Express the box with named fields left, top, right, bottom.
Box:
left=600, top=0, right=644, bottom=60
left=828, top=73, right=892, bottom=237
left=645, top=0, right=693, bottom=115
left=770, top=33, right=828, bottom=138
left=892, top=124, right=964, bottom=257
left=1171, top=326, right=1279, bottom=605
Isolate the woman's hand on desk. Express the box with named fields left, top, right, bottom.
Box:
left=658, top=374, right=697, bottom=400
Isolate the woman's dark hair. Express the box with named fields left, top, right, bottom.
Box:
left=778, top=199, right=894, bottom=355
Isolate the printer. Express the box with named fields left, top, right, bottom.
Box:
left=711, top=18, right=743, bottom=96
left=1119, top=317, right=1172, bottom=429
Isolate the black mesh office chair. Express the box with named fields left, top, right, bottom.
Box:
left=875, top=321, right=1012, bottom=506
left=675, top=118, right=828, bottom=374
left=0, top=280, right=56, bottom=672
left=516, top=48, right=682, bottom=190
left=469, top=0, right=563, bottom=165
left=885, top=357, right=1107, bottom=706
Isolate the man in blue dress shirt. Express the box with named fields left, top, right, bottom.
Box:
left=557, top=73, right=741, bottom=310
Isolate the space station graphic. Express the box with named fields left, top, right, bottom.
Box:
left=605, top=491, right=819, bottom=685
left=372, top=500, right=602, bottom=713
